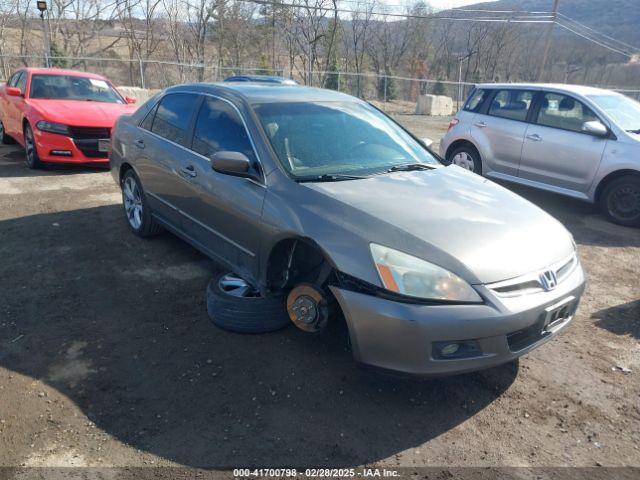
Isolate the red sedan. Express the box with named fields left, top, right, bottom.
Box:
left=0, top=68, right=137, bottom=168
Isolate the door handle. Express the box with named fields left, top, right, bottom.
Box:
left=526, top=134, right=542, bottom=142
left=134, top=139, right=145, bottom=149
left=474, top=121, right=487, bottom=128
left=179, top=165, right=197, bottom=178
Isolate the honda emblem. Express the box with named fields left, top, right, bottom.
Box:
left=539, top=270, right=558, bottom=291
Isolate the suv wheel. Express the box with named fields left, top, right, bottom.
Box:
left=121, top=170, right=163, bottom=237
left=600, top=176, right=640, bottom=227
left=448, top=145, right=482, bottom=174
left=206, top=273, right=291, bottom=334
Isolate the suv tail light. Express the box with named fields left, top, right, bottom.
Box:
left=448, top=118, right=459, bottom=131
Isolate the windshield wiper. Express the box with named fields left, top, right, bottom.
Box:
left=627, top=129, right=640, bottom=134
left=297, top=173, right=368, bottom=182
left=386, top=163, right=436, bottom=173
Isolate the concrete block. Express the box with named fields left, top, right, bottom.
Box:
left=415, top=94, right=454, bottom=116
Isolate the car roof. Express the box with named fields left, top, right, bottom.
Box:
left=21, top=68, right=108, bottom=81
left=164, top=82, right=359, bottom=104
left=475, top=82, right=619, bottom=96
left=224, top=75, right=297, bottom=84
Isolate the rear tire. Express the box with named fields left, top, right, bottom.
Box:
left=0, top=120, right=15, bottom=144
left=600, top=176, right=640, bottom=227
left=447, top=145, right=482, bottom=175
left=24, top=124, right=44, bottom=169
left=206, top=273, right=291, bottom=334
left=121, top=169, right=164, bottom=237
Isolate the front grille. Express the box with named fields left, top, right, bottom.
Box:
left=507, top=320, right=546, bottom=352
left=486, top=253, right=579, bottom=298
left=69, top=127, right=110, bottom=158
left=68, top=126, right=111, bottom=139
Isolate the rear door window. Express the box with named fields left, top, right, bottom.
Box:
left=536, top=92, right=599, bottom=133
left=150, top=93, right=198, bottom=146
left=463, top=89, right=487, bottom=113
left=191, top=96, right=256, bottom=163
left=488, top=89, right=534, bottom=122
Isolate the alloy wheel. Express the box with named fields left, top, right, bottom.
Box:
left=218, top=273, right=260, bottom=298
left=451, top=151, right=475, bottom=171
left=25, top=127, right=36, bottom=167
left=123, top=176, right=144, bottom=230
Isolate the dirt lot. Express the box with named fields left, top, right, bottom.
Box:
left=0, top=115, right=639, bottom=475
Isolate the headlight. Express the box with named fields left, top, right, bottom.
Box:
left=370, top=243, right=482, bottom=302
left=36, top=121, right=70, bottom=135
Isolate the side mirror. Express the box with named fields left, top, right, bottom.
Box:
left=6, top=87, right=22, bottom=97
left=582, top=121, right=608, bottom=137
left=211, top=151, right=259, bottom=181
left=420, top=137, right=434, bottom=148
left=125, top=96, right=137, bottom=104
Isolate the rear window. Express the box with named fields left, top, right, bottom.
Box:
left=463, top=89, right=487, bottom=113
left=150, top=93, right=197, bottom=146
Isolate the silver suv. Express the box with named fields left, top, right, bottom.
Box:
left=440, top=83, right=640, bottom=227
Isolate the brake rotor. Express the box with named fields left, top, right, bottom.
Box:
left=286, top=284, right=329, bottom=333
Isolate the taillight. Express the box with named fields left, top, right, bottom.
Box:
left=448, top=118, right=459, bottom=131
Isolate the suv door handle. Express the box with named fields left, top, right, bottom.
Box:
left=134, top=139, right=145, bottom=149
left=526, top=134, right=542, bottom=142
left=179, top=165, right=197, bottom=178
left=474, top=121, right=487, bottom=128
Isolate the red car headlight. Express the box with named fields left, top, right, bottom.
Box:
left=36, top=121, right=70, bottom=135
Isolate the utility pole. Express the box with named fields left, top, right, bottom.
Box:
left=538, top=0, right=560, bottom=82
left=36, top=1, right=51, bottom=68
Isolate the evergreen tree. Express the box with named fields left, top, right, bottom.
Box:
left=432, top=80, right=448, bottom=96
left=50, top=42, right=69, bottom=69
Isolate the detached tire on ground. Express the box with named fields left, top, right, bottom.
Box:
left=206, top=272, right=291, bottom=334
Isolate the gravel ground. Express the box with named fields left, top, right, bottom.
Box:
left=0, top=115, right=639, bottom=475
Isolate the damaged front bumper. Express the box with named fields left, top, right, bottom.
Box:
left=329, top=262, right=586, bottom=376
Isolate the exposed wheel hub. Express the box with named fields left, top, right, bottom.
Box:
left=287, top=284, right=329, bottom=333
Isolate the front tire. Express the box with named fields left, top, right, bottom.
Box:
left=600, top=176, right=640, bottom=227
left=121, top=169, right=163, bottom=237
left=448, top=145, right=482, bottom=174
left=24, top=124, right=44, bottom=169
left=206, top=273, right=291, bottom=334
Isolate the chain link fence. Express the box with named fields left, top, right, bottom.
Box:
left=2, top=54, right=639, bottom=113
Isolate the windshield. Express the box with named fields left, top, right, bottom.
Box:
left=254, top=101, right=439, bottom=179
left=30, top=74, right=124, bottom=103
left=587, top=94, right=640, bottom=131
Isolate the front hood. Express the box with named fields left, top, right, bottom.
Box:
left=303, top=166, right=574, bottom=284
left=29, top=100, right=136, bottom=127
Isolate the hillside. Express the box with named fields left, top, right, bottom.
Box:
left=465, top=0, right=640, bottom=50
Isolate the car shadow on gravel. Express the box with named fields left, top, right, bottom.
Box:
left=498, top=182, right=640, bottom=248
left=592, top=300, right=640, bottom=340
left=0, top=205, right=518, bottom=468
left=0, top=146, right=108, bottom=178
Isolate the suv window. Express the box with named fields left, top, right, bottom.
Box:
left=192, top=97, right=256, bottom=163
left=488, top=90, right=534, bottom=122
left=150, top=93, right=197, bottom=146
left=464, top=89, right=487, bottom=113
left=536, top=92, right=599, bottom=133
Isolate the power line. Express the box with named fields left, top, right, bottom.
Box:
left=556, top=12, right=639, bottom=53
left=240, top=0, right=554, bottom=22
left=555, top=21, right=632, bottom=58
